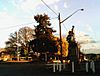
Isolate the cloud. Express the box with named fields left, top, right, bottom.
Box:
left=62, top=27, right=93, bottom=44
left=0, top=11, right=19, bottom=28
left=80, top=42, right=100, bottom=54
left=54, top=5, right=58, bottom=11
left=0, top=11, right=20, bottom=47
left=63, top=2, right=68, bottom=8
left=74, top=30, right=100, bottom=54
left=85, top=24, right=93, bottom=32
left=12, top=0, right=60, bottom=12
left=74, top=30, right=93, bottom=43
left=12, top=0, right=39, bottom=12
left=42, top=0, right=60, bottom=4
left=50, top=19, right=59, bottom=32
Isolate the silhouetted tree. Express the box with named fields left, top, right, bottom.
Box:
left=5, top=26, right=34, bottom=57
left=18, top=27, right=34, bottom=56
left=5, top=32, right=18, bottom=56
left=29, top=14, right=57, bottom=53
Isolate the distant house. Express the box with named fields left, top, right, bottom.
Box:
left=0, top=48, right=11, bottom=61
left=0, top=48, right=5, bottom=52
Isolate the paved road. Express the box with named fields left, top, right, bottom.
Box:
left=0, top=63, right=99, bottom=76
left=0, top=63, right=47, bottom=76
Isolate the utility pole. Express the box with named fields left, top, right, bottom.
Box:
left=58, top=13, right=63, bottom=63
left=58, top=9, right=84, bottom=63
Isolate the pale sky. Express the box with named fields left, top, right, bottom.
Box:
left=0, top=0, right=100, bottom=53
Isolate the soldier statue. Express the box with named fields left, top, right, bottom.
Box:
left=66, top=26, right=78, bottom=62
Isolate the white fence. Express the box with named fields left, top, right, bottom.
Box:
left=46, top=61, right=95, bottom=73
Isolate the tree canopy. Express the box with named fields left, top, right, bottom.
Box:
left=29, top=14, right=57, bottom=53
left=5, top=26, right=34, bottom=56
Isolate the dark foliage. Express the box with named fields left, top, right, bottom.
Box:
left=29, top=14, right=57, bottom=53
left=29, top=38, right=58, bottom=53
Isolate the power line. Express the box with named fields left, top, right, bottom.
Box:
left=0, top=16, right=58, bottom=31
left=0, top=22, right=34, bottom=30
left=41, top=0, right=58, bottom=16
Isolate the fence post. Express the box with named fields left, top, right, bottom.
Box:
left=63, top=61, right=66, bottom=69
left=56, top=62, right=59, bottom=70
left=59, top=63, right=62, bottom=72
left=86, top=62, right=88, bottom=72
left=72, top=61, right=74, bottom=73
left=53, top=63, right=56, bottom=72
left=90, top=61, right=95, bottom=73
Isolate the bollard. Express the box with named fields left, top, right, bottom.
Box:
left=86, top=62, right=88, bottom=72
left=90, top=61, right=92, bottom=69
left=72, top=61, right=74, bottom=73
left=90, top=61, right=95, bottom=73
left=53, top=63, right=56, bottom=72
left=63, top=63, right=66, bottom=69
left=56, top=62, right=59, bottom=70
left=92, top=61, right=95, bottom=73
left=59, top=63, right=62, bottom=72
left=63, top=60, right=66, bottom=69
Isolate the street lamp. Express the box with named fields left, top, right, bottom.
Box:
left=58, top=9, right=84, bottom=63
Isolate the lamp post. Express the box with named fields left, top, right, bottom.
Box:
left=58, top=9, right=84, bottom=63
